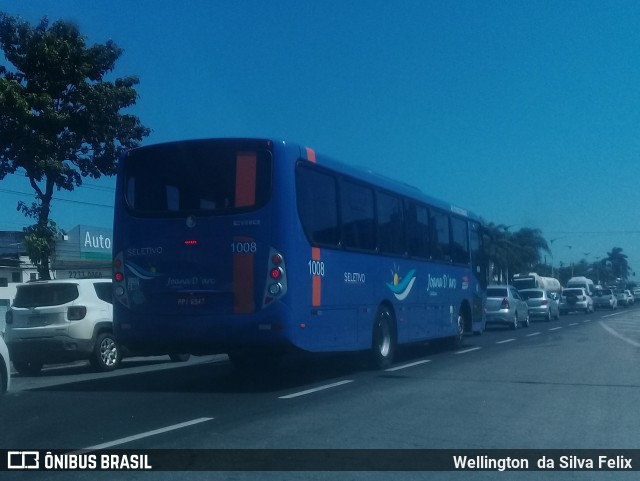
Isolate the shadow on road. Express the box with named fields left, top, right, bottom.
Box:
left=23, top=338, right=470, bottom=395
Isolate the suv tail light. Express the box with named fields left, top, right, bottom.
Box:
left=67, top=306, right=87, bottom=321
left=500, top=298, right=510, bottom=309
left=5, top=310, right=12, bottom=325
left=541, top=300, right=549, bottom=306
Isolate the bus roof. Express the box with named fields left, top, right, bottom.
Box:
left=124, top=137, right=482, bottom=223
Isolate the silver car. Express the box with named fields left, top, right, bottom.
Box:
left=519, top=288, right=560, bottom=322
left=559, top=287, right=594, bottom=314
left=486, top=285, right=530, bottom=329
left=592, top=289, right=617, bottom=310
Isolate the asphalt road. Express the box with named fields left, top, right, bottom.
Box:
left=2, top=305, right=640, bottom=481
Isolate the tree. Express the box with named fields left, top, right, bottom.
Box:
left=0, top=14, right=150, bottom=278
left=605, top=247, right=630, bottom=283
left=512, top=227, right=550, bottom=270
left=482, top=223, right=551, bottom=282
left=482, top=222, right=520, bottom=282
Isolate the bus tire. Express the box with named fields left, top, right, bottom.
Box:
left=370, top=306, right=396, bottom=370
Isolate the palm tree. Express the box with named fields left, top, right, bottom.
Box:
left=482, top=222, right=520, bottom=282
left=482, top=223, right=552, bottom=283
left=512, top=227, right=550, bottom=270
left=605, top=247, right=630, bottom=282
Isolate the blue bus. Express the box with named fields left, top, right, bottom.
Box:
left=112, top=138, right=487, bottom=369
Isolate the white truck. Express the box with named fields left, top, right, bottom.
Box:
left=566, top=276, right=596, bottom=296
left=512, top=272, right=562, bottom=294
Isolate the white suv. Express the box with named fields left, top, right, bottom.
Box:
left=4, top=279, right=119, bottom=375
left=559, top=287, right=594, bottom=314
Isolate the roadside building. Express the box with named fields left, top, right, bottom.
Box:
left=0, top=225, right=112, bottom=333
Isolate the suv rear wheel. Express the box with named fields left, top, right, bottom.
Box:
left=90, top=332, right=121, bottom=372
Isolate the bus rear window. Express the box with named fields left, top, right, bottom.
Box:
left=14, top=284, right=79, bottom=308
left=124, top=141, right=272, bottom=215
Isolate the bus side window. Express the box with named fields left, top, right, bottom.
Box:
left=430, top=210, right=451, bottom=261
left=470, top=222, right=487, bottom=288
left=405, top=202, right=430, bottom=259
left=295, top=164, right=340, bottom=247
left=377, top=192, right=405, bottom=255
left=341, top=180, right=376, bottom=252
left=450, top=216, right=469, bottom=264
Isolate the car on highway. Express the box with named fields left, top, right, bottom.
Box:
left=559, top=287, right=594, bottom=314
left=592, top=289, right=618, bottom=310
left=519, top=288, right=560, bottom=321
left=485, top=285, right=530, bottom=329
left=614, top=289, right=631, bottom=307
left=4, top=279, right=120, bottom=375
left=0, top=334, right=10, bottom=394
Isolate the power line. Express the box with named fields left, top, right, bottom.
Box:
left=6, top=172, right=115, bottom=192
left=0, top=188, right=113, bottom=208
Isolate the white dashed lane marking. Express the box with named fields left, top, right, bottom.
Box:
left=279, top=380, right=354, bottom=399
left=74, top=417, right=215, bottom=453
left=385, top=360, right=431, bottom=372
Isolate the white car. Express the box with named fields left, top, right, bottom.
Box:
left=559, top=287, right=594, bottom=314
left=614, top=289, right=631, bottom=307
left=0, top=335, right=10, bottom=394
left=4, top=279, right=118, bottom=375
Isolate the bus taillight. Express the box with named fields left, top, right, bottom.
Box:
left=270, top=267, right=283, bottom=280
left=113, top=251, right=129, bottom=306
left=263, top=248, right=288, bottom=307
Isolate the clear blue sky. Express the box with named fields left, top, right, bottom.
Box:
left=2, top=0, right=640, bottom=275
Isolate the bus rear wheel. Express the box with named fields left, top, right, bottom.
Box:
left=370, top=306, right=396, bottom=370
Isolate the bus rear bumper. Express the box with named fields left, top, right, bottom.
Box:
left=114, top=304, right=295, bottom=356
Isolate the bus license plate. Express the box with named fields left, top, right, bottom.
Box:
left=177, top=294, right=206, bottom=306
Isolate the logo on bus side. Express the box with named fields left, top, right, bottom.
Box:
left=426, top=274, right=458, bottom=291
left=386, top=266, right=417, bottom=301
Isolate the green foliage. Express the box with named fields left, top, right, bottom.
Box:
left=482, top=223, right=549, bottom=282
left=483, top=219, right=635, bottom=287
left=23, top=219, right=63, bottom=275
left=0, top=13, right=150, bottom=277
